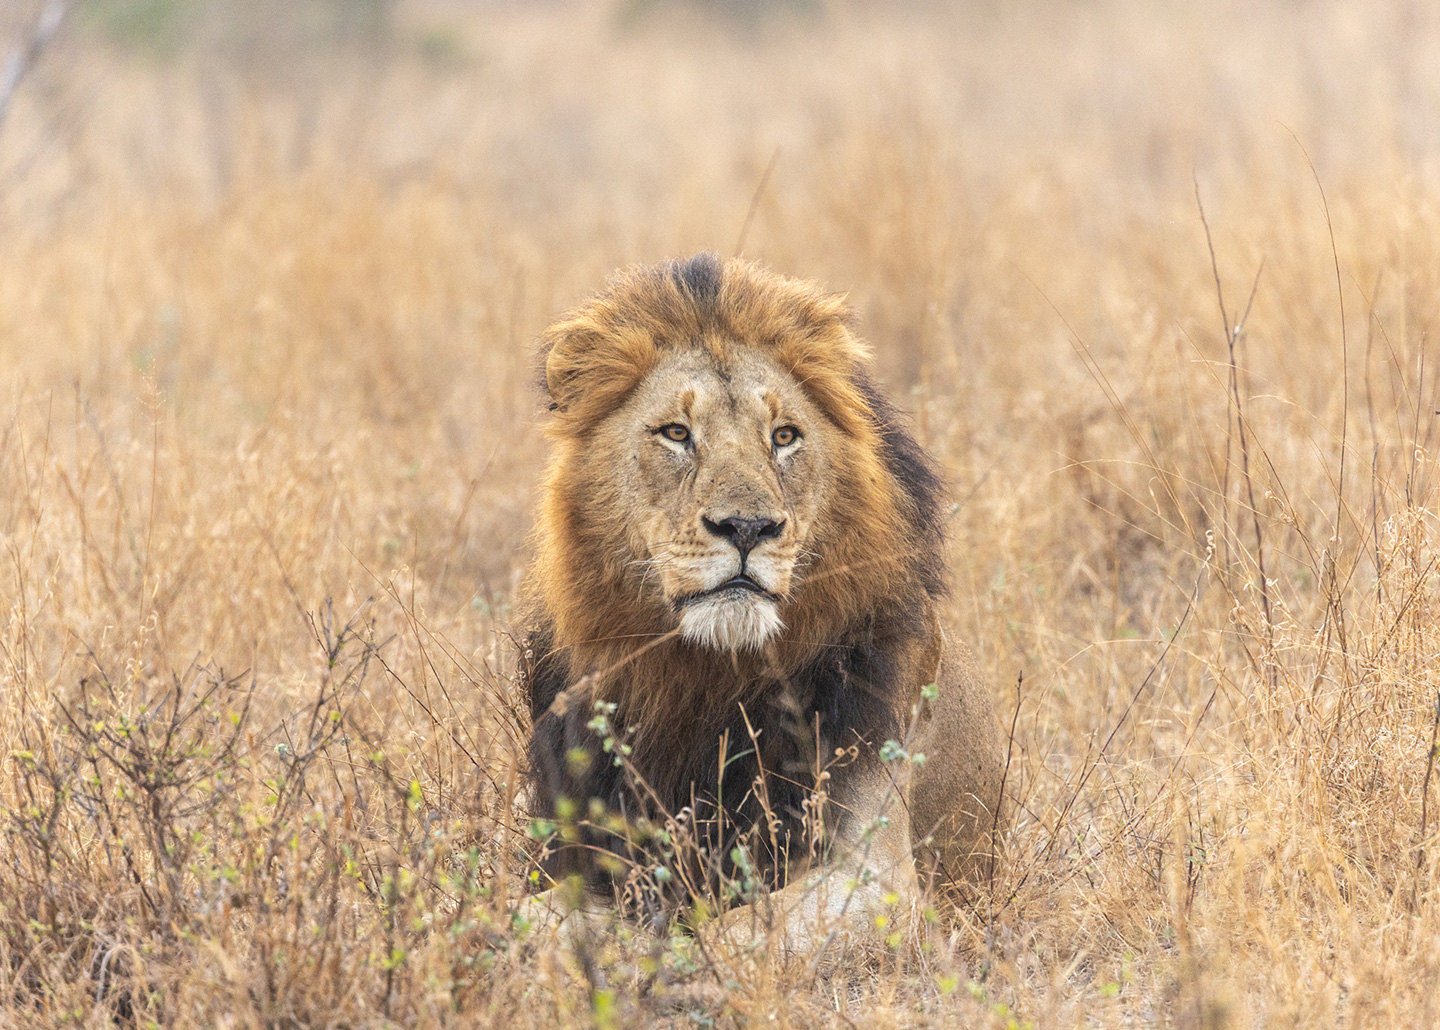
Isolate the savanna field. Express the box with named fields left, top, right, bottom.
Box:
left=3, top=1, right=1440, bottom=1026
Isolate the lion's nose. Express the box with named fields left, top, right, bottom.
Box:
left=702, top=515, right=785, bottom=559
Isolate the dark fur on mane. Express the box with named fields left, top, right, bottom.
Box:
left=855, top=372, right=949, bottom=601
left=669, top=252, right=724, bottom=308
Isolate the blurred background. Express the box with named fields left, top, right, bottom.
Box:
left=6, top=0, right=1440, bottom=217
left=5, top=0, right=1438, bottom=607
left=5, top=2, right=1440, bottom=1024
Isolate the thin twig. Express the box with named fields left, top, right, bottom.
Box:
left=1284, top=129, right=1349, bottom=532
left=988, top=672, right=1021, bottom=906
left=1194, top=177, right=1230, bottom=338
left=1286, top=127, right=1353, bottom=672
left=1195, top=180, right=1272, bottom=672
left=1417, top=689, right=1440, bottom=883
left=734, top=147, right=781, bottom=258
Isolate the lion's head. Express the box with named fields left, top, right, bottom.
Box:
left=529, top=253, right=945, bottom=675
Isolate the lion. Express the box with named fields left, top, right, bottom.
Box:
left=516, top=253, right=1007, bottom=953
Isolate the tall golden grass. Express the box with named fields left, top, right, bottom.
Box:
left=3, top=0, right=1440, bottom=1025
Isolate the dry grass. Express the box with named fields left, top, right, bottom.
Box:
left=4, top=0, right=1440, bottom=1025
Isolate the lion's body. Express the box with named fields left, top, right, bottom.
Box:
left=518, top=254, right=1006, bottom=944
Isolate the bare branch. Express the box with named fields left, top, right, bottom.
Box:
left=0, top=0, right=66, bottom=135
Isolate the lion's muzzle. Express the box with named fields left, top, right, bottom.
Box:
left=673, top=512, right=791, bottom=651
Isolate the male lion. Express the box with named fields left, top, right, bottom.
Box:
left=517, top=253, right=1006, bottom=952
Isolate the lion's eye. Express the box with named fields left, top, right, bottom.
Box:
left=657, top=424, right=691, bottom=444
left=772, top=425, right=801, bottom=448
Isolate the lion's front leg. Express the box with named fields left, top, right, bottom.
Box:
left=711, top=762, right=921, bottom=958
left=510, top=879, right=615, bottom=946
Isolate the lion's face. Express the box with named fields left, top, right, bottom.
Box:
left=535, top=255, right=926, bottom=668
left=592, top=345, right=835, bottom=651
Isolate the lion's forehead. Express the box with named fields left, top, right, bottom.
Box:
left=630, top=345, right=811, bottom=428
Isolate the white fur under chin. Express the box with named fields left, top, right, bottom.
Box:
left=678, top=595, right=784, bottom=651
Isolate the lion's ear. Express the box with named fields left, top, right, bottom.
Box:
left=541, top=317, right=659, bottom=434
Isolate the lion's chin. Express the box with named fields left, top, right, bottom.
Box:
left=677, top=594, right=784, bottom=652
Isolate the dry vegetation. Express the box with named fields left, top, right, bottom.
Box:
left=3, top=0, right=1440, bottom=1025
